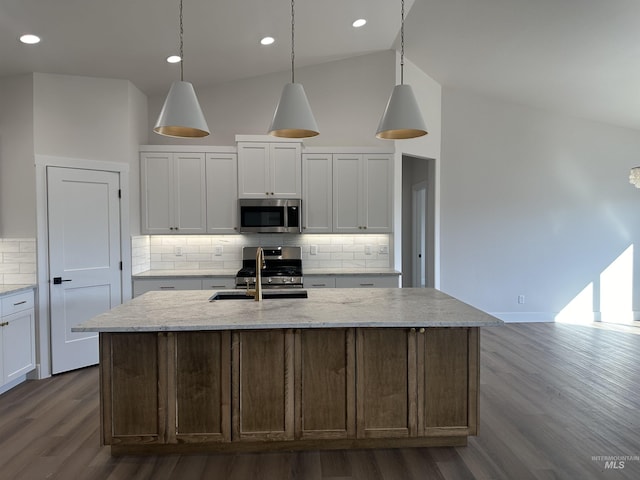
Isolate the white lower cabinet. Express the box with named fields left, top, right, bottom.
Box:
left=133, top=278, right=236, bottom=297
left=0, top=290, right=36, bottom=387
left=304, top=276, right=337, bottom=288
left=334, top=275, right=399, bottom=288
left=306, top=275, right=399, bottom=288
left=201, top=277, right=236, bottom=290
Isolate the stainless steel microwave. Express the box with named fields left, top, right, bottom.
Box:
left=238, top=199, right=302, bottom=233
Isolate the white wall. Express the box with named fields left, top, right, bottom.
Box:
left=147, top=51, right=397, bottom=147
left=33, top=73, right=147, bottom=232
left=0, top=74, right=36, bottom=237
left=440, top=87, right=640, bottom=321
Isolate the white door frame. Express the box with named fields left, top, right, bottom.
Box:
left=412, top=182, right=427, bottom=288
left=35, top=155, right=131, bottom=379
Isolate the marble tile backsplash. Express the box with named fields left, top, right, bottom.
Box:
left=0, top=238, right=37, bottom=284
left=131, top=234, right=392, bottom=271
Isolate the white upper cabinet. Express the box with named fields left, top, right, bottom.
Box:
left=333, top=154, right=393, bottom=233
left=238, top=142, right=302, bottom=198
left=302, top=153, right=333, bottom=233
left=206, top=153, right=238, bottom=234
left=141, top=152, right=207, bottom=234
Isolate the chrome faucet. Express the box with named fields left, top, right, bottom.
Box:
left=246, top=247, right=265, bottom=301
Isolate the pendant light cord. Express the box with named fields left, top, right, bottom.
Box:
left=291, top=0, right=295, bottom=84
left=179, top=0, right=184, bottom=81
left=400, top=0, right=405, bottom=85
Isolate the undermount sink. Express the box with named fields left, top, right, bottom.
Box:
left=209, top=290, right=308, bottom=301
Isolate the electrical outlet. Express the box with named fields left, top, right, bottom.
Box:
left=310, top=245, right=318, bottom=255
left=518, top=295, right=525, bottom=304
left=365, top=245, right=372, bottom=255
left=175, top=246, right=183, bottom=256
left=379, top=245, right=389, bottom=255
left=214, top=245, right=223, bottom=256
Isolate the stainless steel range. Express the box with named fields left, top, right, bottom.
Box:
left=235, top=246, right=303, bottom=289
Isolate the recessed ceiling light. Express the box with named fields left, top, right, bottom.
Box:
left=19, top=34, right=41, bottom=45
left=166, top=55, right=181, bottom=64
left=260, top=36, right=275, bottom=46
left=352, top=19, right=367, bottom=28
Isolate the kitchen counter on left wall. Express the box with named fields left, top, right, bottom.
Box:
left=133, top=269, right=238, bottom=278
left=0, top=285, right=36, bottom=297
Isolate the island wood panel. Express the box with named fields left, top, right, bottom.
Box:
left=168, top=331, right=231, bottom=443
left=417, top=327, right=479, bottom=436
left=295, top=328, right=356, bottom=439
left=356, top=328, right=417, bottom=439
left=232, top=330, right=294, bottom=441
left=100, top=332, right=166, bottom=445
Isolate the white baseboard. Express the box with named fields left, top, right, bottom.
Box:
left=0, top=374, right=28, bottom=395
left=490, top=312, right=555, bottom=323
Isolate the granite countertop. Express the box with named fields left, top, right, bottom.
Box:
left=0, top=284, right=36, bottom=297
left=73, top=288, right=503, bottom=332
left=133, top=268, right=401, bottom=278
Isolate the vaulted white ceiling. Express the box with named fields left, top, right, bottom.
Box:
left=2, top=0, right=640, bottom=131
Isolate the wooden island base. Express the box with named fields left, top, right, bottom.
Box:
left=100, top=327, right=478, bottom=455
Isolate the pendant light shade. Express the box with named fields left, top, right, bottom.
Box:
left=268, top=0, right=319, bottom=138
left=376, top=84, right=427, bottom=139
left=630, top=166, right=640, bottom=188
left=376, top=0, right=427, bottom=140
left=154, top=80, right=210, bottom=138
left=269, top=83, right=319, bottom=138
left=154, top=0, right=210, bottom=138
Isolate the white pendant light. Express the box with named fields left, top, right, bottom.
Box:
left=154, top=0, right=210, bottom=138
left=376, top=0, right=427, bottom=140
left=269, top=0, right=319, bottom=138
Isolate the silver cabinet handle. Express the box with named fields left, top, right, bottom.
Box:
left=359, top=283, right=375, bottom=286
left=13, top=300, right=27, bottom=306
left=160, top=286, right=176, bottom=289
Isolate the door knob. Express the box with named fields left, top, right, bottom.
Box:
left=53, top=277, right=72, bottom=284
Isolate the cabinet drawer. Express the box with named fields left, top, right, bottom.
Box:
left=335, top=276, right=399, bottom=288
left=133, top=279, right=203, bottom=297
left=305, top=276, right=336, bottom=288
left=201, top=277, right=236, bottom=290
left=1, top=291, right=34, bottom=316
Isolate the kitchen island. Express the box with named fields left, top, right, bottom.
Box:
left=74, top=288, right=502, bottom=455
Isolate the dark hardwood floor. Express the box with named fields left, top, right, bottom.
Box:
left=0, top=323, right=638, bottom=479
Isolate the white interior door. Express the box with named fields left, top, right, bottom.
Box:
left=48, top=167, right=122, bottom=374
left=412, top=183, right=427, bottom=288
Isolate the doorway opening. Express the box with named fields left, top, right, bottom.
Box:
left=402, top=155, right=436, bottom=288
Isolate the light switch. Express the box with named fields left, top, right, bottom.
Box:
left=214, top=245, right=223, bottom=256
left=310, top=245, right=318, bottom=255
left=379, top=245, right=389, bottom=254
left=365, top=245, right=372, bottom=255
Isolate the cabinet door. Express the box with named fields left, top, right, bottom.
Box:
left=333, top=155, right=363, bottom=233
left=363, top=154, right=393, bottom=232
left=302, top=154, right=333, bottom=233
left=101, top=333, right=166, bottom=445
left=295, top=329, right=355, bottom=440
left=356, top=328, right=417, bottom=438
left=232, top=330, right=294, bottom=441
left=206, top=153, right=238, bottom=234
left=170, top=332, right=231, bottom=443
left=237, top=143, right=270, bottom=198
left=1, top=309, right=36, bottom=384
left=174, top=153, right=207, bottom=233
left=270, top=143, right=301, bottom=197
left=141, top=153, right=174, bottom=234
left=418, top=328, right=478, bottom=436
